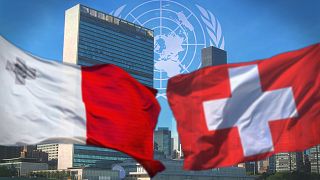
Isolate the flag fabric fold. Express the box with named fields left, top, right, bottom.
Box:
left=167, top=43, right=320, bottom=170
left=0, top=36, right=164, bottom=177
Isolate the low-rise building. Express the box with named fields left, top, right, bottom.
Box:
left=58, top=144, right=131, bottom=170
left=0, top=146, right=23, bottom=160
left=32, top=167, right=119, bottom=180
left=114, top=159, right=255, bottom=180
left=37, top=144, right=59, bottom=161
left=0, top=158, right=48, bottom=176
left=275, top=152, right=305, bottom=172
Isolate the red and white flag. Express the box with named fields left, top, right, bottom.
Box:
left=167, top=44, right=320, bottom=170
left=0, top=36, right=164, bottom=177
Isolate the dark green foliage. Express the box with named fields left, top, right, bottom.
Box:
left=29, top=170, right=70, bottom=180
left=264, top=172, right=320, bottom=180
left=0, top=166, right=17, bottom=177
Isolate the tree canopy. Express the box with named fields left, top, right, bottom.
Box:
left=266, top=172, right=320, bottom=180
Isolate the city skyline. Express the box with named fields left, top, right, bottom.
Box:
left=1, top=0, right=320, bottom=130
left=0, top=1, right=320, bottom=179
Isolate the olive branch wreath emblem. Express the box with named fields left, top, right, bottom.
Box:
left=196, top=4, right=225, bottom=50
left=110, top=4, right=225, bottom=50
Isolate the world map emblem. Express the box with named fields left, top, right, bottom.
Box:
left=111, top=0, right=225, bottom=99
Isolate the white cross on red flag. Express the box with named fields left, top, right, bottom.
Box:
left=167, top=44, right=320, bottom=170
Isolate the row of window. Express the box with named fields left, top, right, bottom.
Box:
left=141, top=81, right=152, bottom=87
left=73, top=162, right=119, bottom=168
left=79, top=21, right=153, bottom=50
left=78, top=49, right=153, bottom=74
left=79, top=25, right=153, bottom=54
left=74, top=145, right=119, bottom=152
left=74, top=155, right=128, bottom=161
left=131, top=73, right=153, bottom=83
left=131, top=78, right=152, bottom=87
left=78, top=46, right=153, bottom=73
left=77, top=51, right=154, bottom=78
left=78, top=31, right=153, bottom=62
left=78, top=51, right=152, bottom=75
left=74, top=151, right=127, bottom=158
left=73, top=158, right=127, bottom=164
left=37, top=149, right=58, bottom=152
left=78, top=38, right=153, bottom=69
left=86, top=16, right=154, bottom=44
left=83, top=13, right=152, bottom=39
left=78, top=59, right=152, bottom=86
left=79, top=23, right=153, bottom=56
left=37, top=144, right=58, bottom=147
left=80, top=5, right=154, bottom=38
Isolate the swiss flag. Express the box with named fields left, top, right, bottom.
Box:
left=167, top=44, right=320, bottom=170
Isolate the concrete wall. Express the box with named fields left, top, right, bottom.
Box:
left=63, top=4, right=80, bottom=65
left=58, top=144, right=73, bottom=170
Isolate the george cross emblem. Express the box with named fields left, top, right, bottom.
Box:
left=203, top=65, right=298, bottom=157
left=6, top=57, right=37, bottom=85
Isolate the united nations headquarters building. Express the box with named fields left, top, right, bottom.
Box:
left=63, top=4, right=154, bottom=87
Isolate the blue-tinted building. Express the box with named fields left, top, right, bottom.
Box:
left=58, top=144, right=130, bottom=170
left=201, top=46, right=227, bottom=67
left=154, top=127, right=172, bottom=159
left=60, top=4, right=155, bottom=170
left=73, top=145, right=130, bottom=167
left=63, top=4, right=154, bottom=87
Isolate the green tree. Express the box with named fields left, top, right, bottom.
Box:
left=0, top=166, right=17, bottom=177
left=267, top=172, right=320, bottom=180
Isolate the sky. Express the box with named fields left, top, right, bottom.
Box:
left=0, top=0, right=319, bottom=136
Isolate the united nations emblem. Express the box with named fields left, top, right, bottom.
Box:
left=110, top=0, right=225, bottom=99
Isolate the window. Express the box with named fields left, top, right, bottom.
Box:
left=140, top=29, right=146, bottom=36
left=81, top=6, right=89, bottom=13
left=147, top=30, right=154, bottom=37
left=128, top=22, right=134, bottom=27
left=114, top=18, right=120, bottom=25
left=120, top=20, right=128, bottom=26
left=105, top=15, right=113, bottom=23
left=97, top=12, right=105, bottom=20
left=89, top=9, right=97, bottom=17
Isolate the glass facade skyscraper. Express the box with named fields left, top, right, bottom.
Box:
left=154, top=127, right=172, bottom=159
left=60, top=4, right=155, bottom=170
left=63, top=4, right=154, bottom=87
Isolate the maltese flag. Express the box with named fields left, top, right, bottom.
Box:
left=167, top=43, right=320, bottom=170
left=0, top=36, right=164, bottom=177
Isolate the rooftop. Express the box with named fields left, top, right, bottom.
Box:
left=78, top=4, right=154, bottom=38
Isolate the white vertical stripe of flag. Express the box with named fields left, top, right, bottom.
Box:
left=0, top=36, right=87, bottom=145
